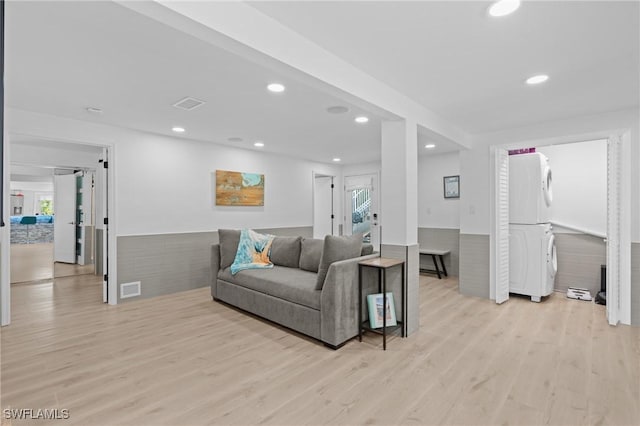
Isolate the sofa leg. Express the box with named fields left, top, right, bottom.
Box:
left=323, top=338, right=351, bottom=350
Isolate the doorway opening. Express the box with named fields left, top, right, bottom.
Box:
left=313, top=173, right=335, bottom=239
left=9, top=167, right=99, bottom=284
left=6, top=136, right=111, bottom=311
left=344, top=173, right=380, bottom=250
left=492, top=133, right=630, bottom=325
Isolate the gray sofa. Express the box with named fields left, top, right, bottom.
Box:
left=211, top=230, right=377, bottom=349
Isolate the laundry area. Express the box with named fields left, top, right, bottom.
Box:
left=508, top=140, right=608, bottom=304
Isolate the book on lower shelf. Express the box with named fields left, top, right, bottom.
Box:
left=367, top=292, right=397, bottom=329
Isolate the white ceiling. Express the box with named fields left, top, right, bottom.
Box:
left=6, top=1, right=387, bottom=164
left=10, top=164, right=54, bottom=184
left=6, top=1, right=639, bottom=165
left=250, top=1, right=640, bottom=134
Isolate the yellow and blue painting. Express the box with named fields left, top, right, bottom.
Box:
left=215, top=170, right=265, bottom=206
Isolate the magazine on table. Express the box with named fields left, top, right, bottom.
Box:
left=367, top=292, right=397, bottom=328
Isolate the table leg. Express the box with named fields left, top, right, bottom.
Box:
left=358, top=264, right=363, bottom=342
left=382, top=268, right=386, bottom=351
left=439, top=255, right=448, bottom=277
left=431, top=254, right=442, bottom=279
left=401, top=262, right=405, bottom=338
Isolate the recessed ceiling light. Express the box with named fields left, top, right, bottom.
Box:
left=267, top=83, right=285, bottom=93
left=526, top=74, right=549, bottom=85
left=425, top=144, right=436, bottom=149
left=172, top=126, right=185, bottom=133
left=326, top=106, right=349, bottom=114
left=488, top=0, right=521, bottom=17
left=86, top=107, right=103, bottom=114
left=254, top=141, right=265, bottom=147
left=227, top=137, right=243, bottom=143
left=354, top=116, right=369, bottom=124
left=332, top=158, right=341, bottom=162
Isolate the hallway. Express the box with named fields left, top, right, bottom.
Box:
left=10, top=243, right=95, bottom=284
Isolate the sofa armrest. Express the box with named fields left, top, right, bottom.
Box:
left=211, top=244, right=220, bottom=300
left=320, top=253, right=379, bottom=347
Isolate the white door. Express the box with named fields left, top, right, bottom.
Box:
left=495, top=149, right=510, bottom=304
left=313, top=175, right=333, bottom=239
left=54, top=174, right=76, bottom=264
left=344, top=173, right=380, bottom=250
left=97, top=152, right=109, bottom=303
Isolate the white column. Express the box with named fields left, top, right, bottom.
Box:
left=380, top=119, right=419, bottom=335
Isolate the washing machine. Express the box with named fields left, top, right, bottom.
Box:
left=509, top=223, right=557, bottom=302
left=509, top=152, right=553, bottom=224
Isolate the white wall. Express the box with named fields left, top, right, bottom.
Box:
left=418, top=151, right=460, bottom=229
left=462, top=108, right=639, bottom=239
left=342, top=161, right=380, bottom=177
left=116, top=132, right=341, bottom=235
left=538, top=140, right=607, bottom=235
left=459, top=146, right=491, bottom=235
left=7, top=109, right=342, bottom=237
left=9, top=181, right=54, bottom=216
left=10, top=181, right=53, bottom=192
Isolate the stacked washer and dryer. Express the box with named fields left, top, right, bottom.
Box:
left=509, top=152, right=558, bottom=302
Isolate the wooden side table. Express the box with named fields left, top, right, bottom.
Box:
left=358, top=257, right=405, bottom=350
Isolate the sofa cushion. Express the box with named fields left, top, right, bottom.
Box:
left=315, top=234, right=363, bottom=290
left=218, top=229, right=241, bottom=269
left=299, top=238, right=324, bottom=273
left=361, top=244, right=374, bottom=256
left=219, top=266, right=320, bottom=310
left=270, top=236, right=302, bottom=268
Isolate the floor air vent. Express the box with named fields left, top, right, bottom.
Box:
left=172, top=96, right=206, bottom=111
left=120, top=281, right=141, bottom=299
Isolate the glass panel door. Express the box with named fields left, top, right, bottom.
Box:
left=349, top=188, right=371, bottom=243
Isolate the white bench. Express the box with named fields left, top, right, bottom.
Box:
left=419, top=248, right=450, bottom=279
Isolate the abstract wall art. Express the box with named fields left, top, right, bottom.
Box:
left=215, top=170, right=265, bottom=206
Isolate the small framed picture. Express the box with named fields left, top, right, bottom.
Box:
left=443, top=175, right=460, bottom=199
left=367, top=292, right=397, bottom=329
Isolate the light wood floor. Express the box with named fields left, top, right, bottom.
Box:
left=10, top=243, right=95, bottom=284
left=1, top=274, right=638, bottom=425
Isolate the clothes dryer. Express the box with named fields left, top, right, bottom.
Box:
left=509, top=152, right=552, bottom=224
left=509, top=223, right=557, bottom=302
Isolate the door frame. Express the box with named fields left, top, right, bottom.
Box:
left=0, top=134, right=117, bottom=326
left=490, top=130, right=631, bottom=325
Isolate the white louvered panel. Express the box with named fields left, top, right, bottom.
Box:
left=606, top=136, right=621, bottom=325
left=496, top=149, right=510, bottom=304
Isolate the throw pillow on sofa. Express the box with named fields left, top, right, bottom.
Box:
left=315, top=234, right=363, bottom=290
left=230, top=229, right=275, bottom=275
left=299, top=238, right=324, bottom=273
left=270, top=236, right=302, bottom=268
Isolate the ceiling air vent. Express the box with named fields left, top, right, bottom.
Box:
left=172, top=97, right=206, bottom=111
